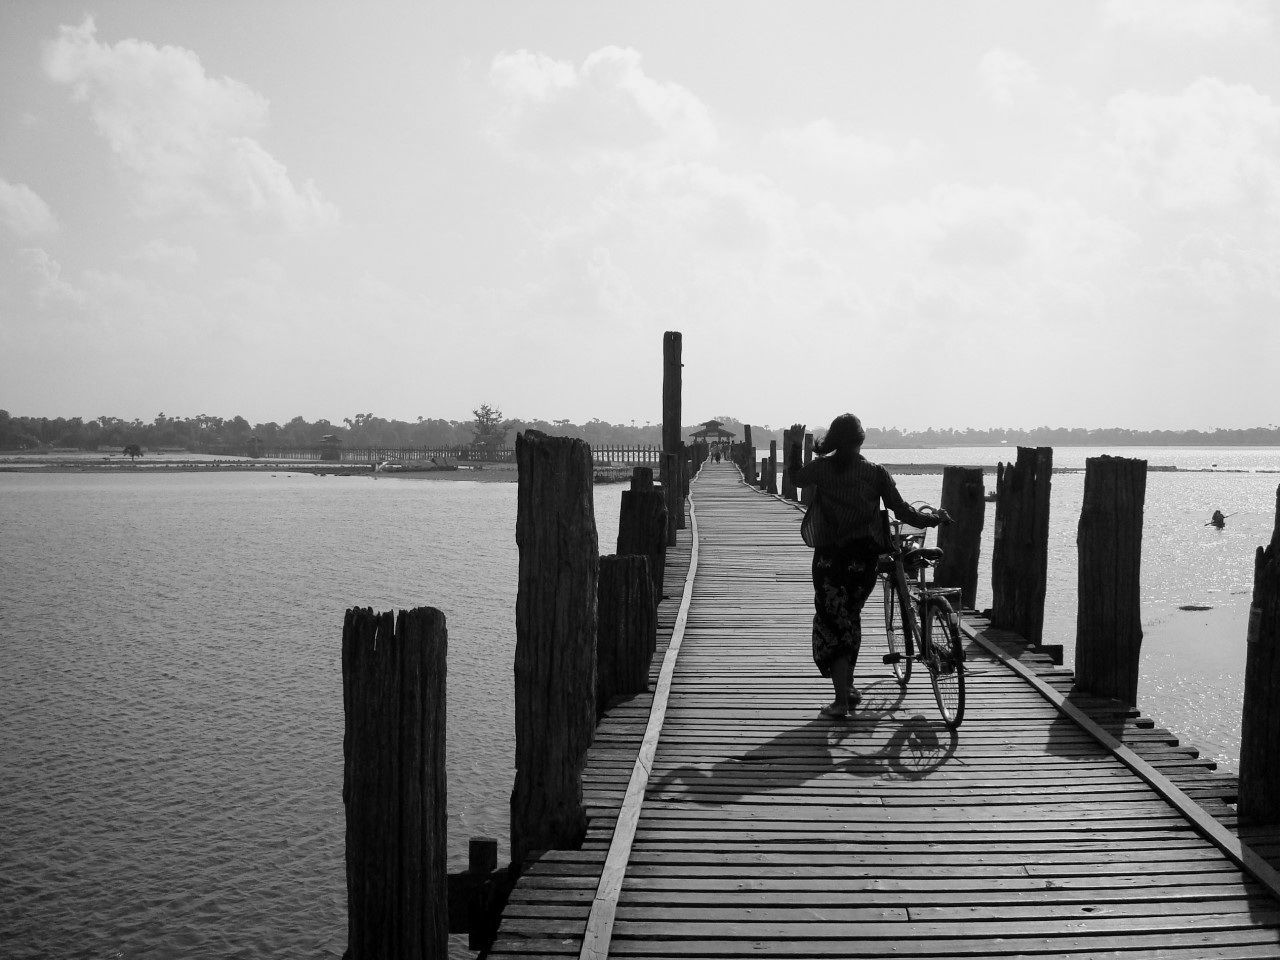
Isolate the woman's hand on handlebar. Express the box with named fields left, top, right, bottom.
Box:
left=917, top=503, right=953, bottom=526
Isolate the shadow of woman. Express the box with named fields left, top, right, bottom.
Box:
left=647, top=678, right=959, bottom=804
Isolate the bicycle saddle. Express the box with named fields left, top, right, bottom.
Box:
left=903, top=546, right=943, bottom=567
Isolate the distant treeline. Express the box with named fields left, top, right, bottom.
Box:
left=0, top=409, right=668, bottom=452
left=3, top=409, right=1279, bottom=453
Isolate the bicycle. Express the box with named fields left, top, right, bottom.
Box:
left=879, top=505, right=967, bottom=729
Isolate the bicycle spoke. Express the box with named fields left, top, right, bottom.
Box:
left=881, top=576, right=911, bottom=685
left=925, top=600, right=966, bottom=729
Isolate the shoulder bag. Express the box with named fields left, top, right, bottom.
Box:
left=800, top=491, right=831, bottom=548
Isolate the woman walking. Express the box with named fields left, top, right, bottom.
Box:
left=788, top=414, right=948, bottom=718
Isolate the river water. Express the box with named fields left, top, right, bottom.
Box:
left=2, top=447, right=1276, bottom=958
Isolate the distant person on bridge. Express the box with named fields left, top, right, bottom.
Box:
left=788, top=413, right=949, bottom=719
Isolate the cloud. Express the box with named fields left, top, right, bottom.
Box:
left=488, top=46, right=716, bottom=164
left=128, top=238, right=198, bottom=271
left=1102, top=0, right=1272, bottom=43
left=1105, top=77, right=1280, bottom=212
left=978, top=48, right=1041, bottom=108
left=17, top=247, right=86, bottom=308
left=43, top=17, right=337, bottom=232
left=0, top=175, right=59, bottom=236
left=763, top=119, right=900, bottom=176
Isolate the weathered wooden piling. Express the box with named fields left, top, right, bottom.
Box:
left=779, top=428, right=794, bottom=500
left=663, top=453, right=678, bottom=546
left=742, top=425, right=755, bottom=482
left=1074, top=456, right=1147, bottom=706
left=991, top=446, right=1052, bottom=646
left=767, top=440, right=778, bottom=495
left=342, top=605, right=448, bottom=960
left=801, top=432, right=814, bottom=506
left=618, top=472, right=667, bottom=601
left=511, top=430, right=598, bottom=865
left=781, top=425, right=804, bottom=501
left=758, top=458, right=768, bottom=489
left=662, top=332, right=683, bottom=535
left=1239, top=485, right=1280, bottom=824
left=677, top=442, right=689, bottom=530
left=935, top=466, right=985, bottom=609
left=596, top=554, right=657, bottom=717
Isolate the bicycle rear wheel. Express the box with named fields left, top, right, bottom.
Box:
left=882, top=577, right=911, bottom=685
left=924, top=598, right=965, bottom=728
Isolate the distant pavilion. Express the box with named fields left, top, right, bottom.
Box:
left=689, top=420, right=736, bottom=444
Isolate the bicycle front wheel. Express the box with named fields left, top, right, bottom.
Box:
left=924, top=598, right=965, bottom=728
left=882, top=576, right=911, bottom=685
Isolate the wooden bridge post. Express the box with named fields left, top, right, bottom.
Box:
left=743, top=425, right=755, bottom=482
left=801, top=432, right=814, bottom=505
left=991, top=446, right=1052, bottom=646
left=618, top=477, right=667, bottom=602
left=677, top=442, right=689, bottom=530
left=781, top=425, right=803, bottom=501
left=596, top=554, right=657, bottom=718
left=767, top=440, right=778, bottom=495
left=1239, top=486, right=1280, bottom=824
left=1073, top=456, right=1147, bottom=706
left=758, top=458, right=768, bottom=489
left=663, top=453, right=678, bottom=546
left=662, top=332, right=684, bottom=536
left=935, top=466, right=985, bottom=609
left=511, top=430, right=598, bottom=865
left=342, top=606, right=448, bottom=960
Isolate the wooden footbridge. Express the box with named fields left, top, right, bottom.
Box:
left=485, top=460, right=1280, bottom=959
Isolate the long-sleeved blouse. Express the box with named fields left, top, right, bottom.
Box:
left=788, top=451, right=939, bottom=548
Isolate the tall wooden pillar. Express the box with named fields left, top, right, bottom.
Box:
left=991, top=446, right=1052, bottom=646
left=662, top=332, right=683, bottom=535
left=935, top=466, right=985, bottom=610
left=343, top=606, right=448, bottom=959
left=511, top=430, right=598, bottom=865
left=619, top=475, right=667, bottom=600
left=801, top=432, right=814, bottom=506
left=596, top=554, right=657, bottom=717
left=1239, top=486, right=1280, bottom=823
left=742, top=424, right=755, bottom=482
left=781, top=425, right=803, bottom=501
left=1074, top=456, right=1147, bottom=706
left=768, top=441, right=778, bottom=495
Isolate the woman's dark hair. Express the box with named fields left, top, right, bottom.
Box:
left=813, top=413, right=865, bottom=468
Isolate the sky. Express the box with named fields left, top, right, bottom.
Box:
left=1, top=1, right=1277, bottom=431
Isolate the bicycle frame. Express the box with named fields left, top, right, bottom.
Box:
left=883, top=519, right=929, bottom=656
left=881, top=512, right=967, bottom=727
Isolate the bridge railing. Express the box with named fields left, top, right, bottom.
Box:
left=255, top=443, right=666, bottom=465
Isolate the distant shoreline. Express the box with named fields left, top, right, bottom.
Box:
left=2, top=458, right=1276, bottom=479
left=0, top=459, right=521, bottom=481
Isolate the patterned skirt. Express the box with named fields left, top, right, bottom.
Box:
left=810, top=537, right=882, bottom=677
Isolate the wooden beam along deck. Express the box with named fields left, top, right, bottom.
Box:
left=490, top=461, right=1280, bottom=959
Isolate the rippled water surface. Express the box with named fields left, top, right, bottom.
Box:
left=2, top=455, right=1275, bottom=957
left=1, top=472, right=621, bottom=960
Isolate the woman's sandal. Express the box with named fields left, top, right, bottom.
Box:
left=820, top=703, right=849, bottom=718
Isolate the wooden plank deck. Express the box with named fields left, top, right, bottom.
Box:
left=491, top=461, right=1280, bottom=959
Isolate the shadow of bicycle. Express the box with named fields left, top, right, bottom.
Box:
left=648, top=678, right=959, bottom=804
